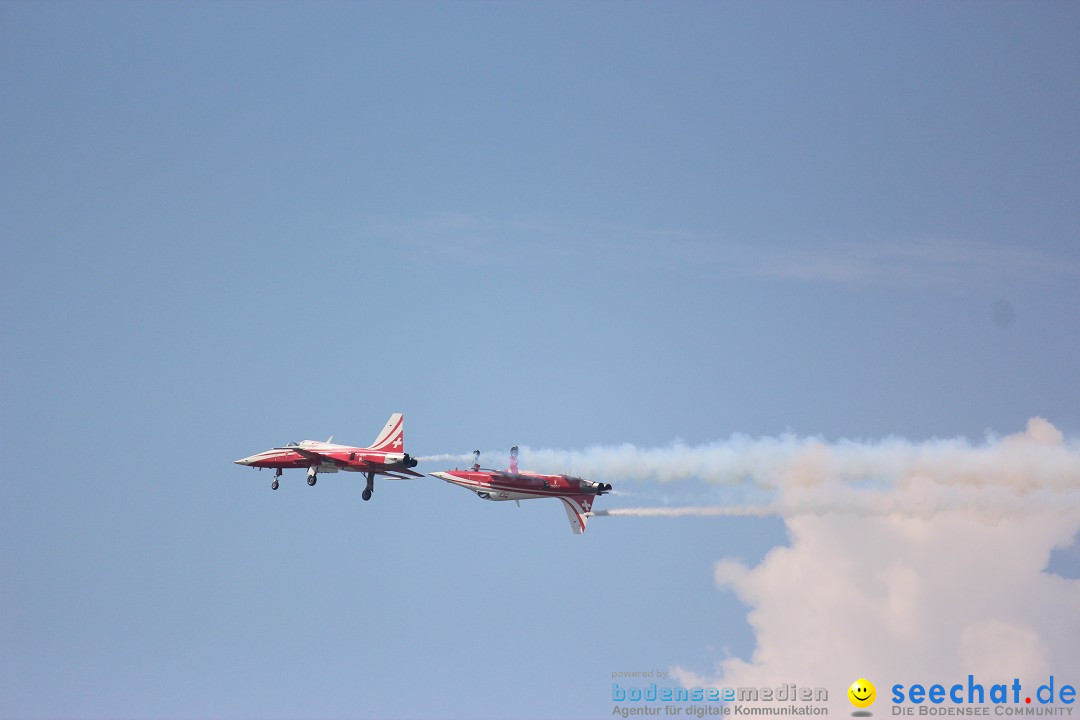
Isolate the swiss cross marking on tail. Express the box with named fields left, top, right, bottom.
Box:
left=393, top=438, right=402, bottom=449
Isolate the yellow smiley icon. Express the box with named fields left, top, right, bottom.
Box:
left=848, top=678, right=876, bottom=709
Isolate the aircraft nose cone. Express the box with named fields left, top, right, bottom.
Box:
left=234, top=457, right=253, bottom=465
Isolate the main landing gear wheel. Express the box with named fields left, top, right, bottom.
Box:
left=307, top=476, right=317, bottom=486
left=271, top=480, right=279, bottom=491
left=362, top=488, right=372, bottom=501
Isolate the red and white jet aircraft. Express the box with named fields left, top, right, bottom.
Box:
left=430, top=447, right=612, bottom=534
left=234, top=413, right=421, bottom=500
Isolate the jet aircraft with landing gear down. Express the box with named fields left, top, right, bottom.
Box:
left=430, top=447, right=612, bottom=534
left=234, top=413, right=421, bottom=500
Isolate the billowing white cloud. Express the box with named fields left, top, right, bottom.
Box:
left=686, top=510, right=1079, bottom=690
left=667, top=419, right=1080, bottom=714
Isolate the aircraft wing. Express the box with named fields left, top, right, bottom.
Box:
left=559, top=495, right=595, bottom=535
left=387, top=467, right=425, bottom=477
left=276, top=446, right=339, bottom=464
left=375, top=468, right=425, bottom=479
left=378, top=471, right=421, bottom=480
left=362, top=465, right=424, bottom=478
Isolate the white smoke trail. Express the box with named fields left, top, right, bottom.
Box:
left=423, top=418, right=1080, bottom=518
left=592, top=505, right=775, bottom=518
left=415, top=453, right=475, bottom=464
left=519, top=417, right=1078, bottom=489
left=590, top=485, right=1080, bottom=520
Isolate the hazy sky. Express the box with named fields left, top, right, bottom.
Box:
left=2, top=2, right=1078, bottom=719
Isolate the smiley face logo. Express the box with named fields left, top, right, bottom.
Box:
left=848, top=678, right=876, bottom=709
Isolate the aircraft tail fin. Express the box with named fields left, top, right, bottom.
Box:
left=559, top=495, right=595, bottom=535
left=369, top=413, right=405, bottom=452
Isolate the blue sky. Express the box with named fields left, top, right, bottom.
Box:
left=2, top=2, right=1079, bottom=719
